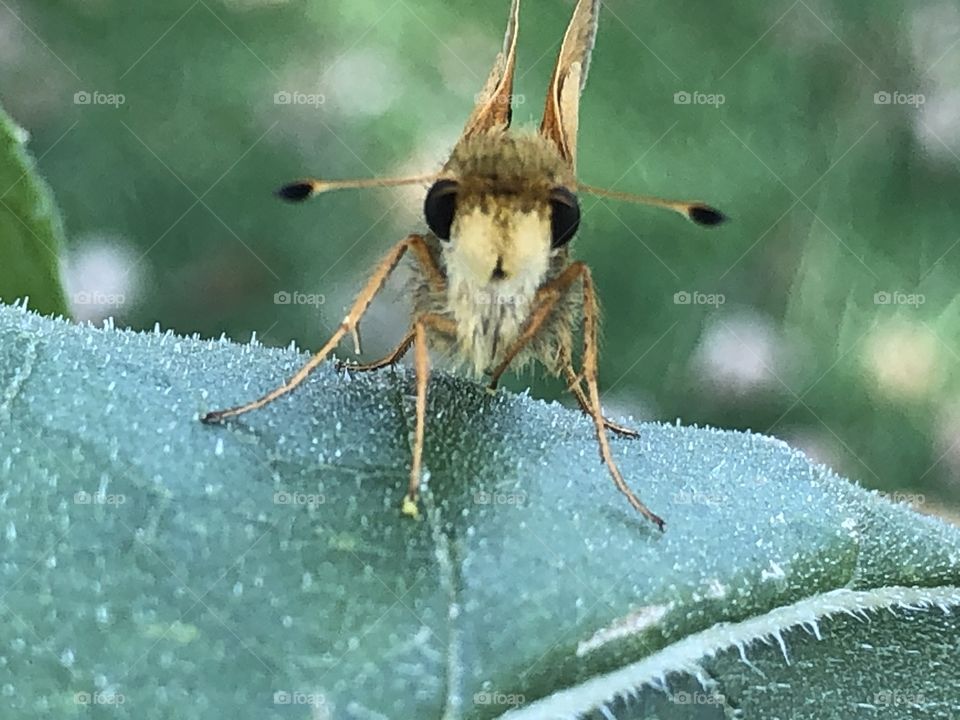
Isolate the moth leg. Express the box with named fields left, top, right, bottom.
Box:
left=489, top=262, right=664, bottom=530
left=336, top=330, right=415, bottom=373
left=559, top=349, right=640, bottom=439
left=337, top=308, right=458, bottom=375
left=572, top=263, right=665, bottom=531
left=486, top=290, right=560, bottom=390
left=202, top=234, right=442, bottom=424
left=339, top=244, right=446, bottom=374
left=402, top=313, right=454, bottom=518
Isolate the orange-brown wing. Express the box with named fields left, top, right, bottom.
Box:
left=459, top=0, right=521, bottom=140
left=540, top=0, right=600, bottom=172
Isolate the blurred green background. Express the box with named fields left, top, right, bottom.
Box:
left=3, top=0, right=959, bottom=517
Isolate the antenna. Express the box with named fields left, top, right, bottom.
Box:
left=579, top=184, right=726, bottom=227
left=276, top=174, right=439, bottom=203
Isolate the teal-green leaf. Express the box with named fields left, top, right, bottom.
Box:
left=0, top=303, right=957, bottom=720
left=0, top=107, right=69, bottom=317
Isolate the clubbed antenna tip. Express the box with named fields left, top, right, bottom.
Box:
left=688, top=205, right=727, bottom=227
left=276, top=181, right=316, bottom=203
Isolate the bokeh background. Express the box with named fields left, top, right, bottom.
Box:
left=3, top=0, right=960, bottom=518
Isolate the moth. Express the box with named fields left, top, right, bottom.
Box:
left=202, top=0, right=724, bottom=530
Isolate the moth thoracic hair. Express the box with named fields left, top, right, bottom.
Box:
left=203, top=0, right=727, bottom=532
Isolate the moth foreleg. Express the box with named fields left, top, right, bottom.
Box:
left=202, top=233, right=439, bottom=424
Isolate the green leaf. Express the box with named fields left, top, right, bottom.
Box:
left=0, top=107, right=69, bottom=318
left=0, top=302, right=957, bottom=720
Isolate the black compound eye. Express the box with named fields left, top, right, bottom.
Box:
left=424, top=179, right=459, bottom=240
left=550, top=187, right=581, bottom=248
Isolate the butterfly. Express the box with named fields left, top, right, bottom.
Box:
left=202, top=0, right=725, bottom=531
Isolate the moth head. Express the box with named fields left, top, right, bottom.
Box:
left=424, top=178, right=579, bottom=279
left=423, top=133, right=582, bottom=287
